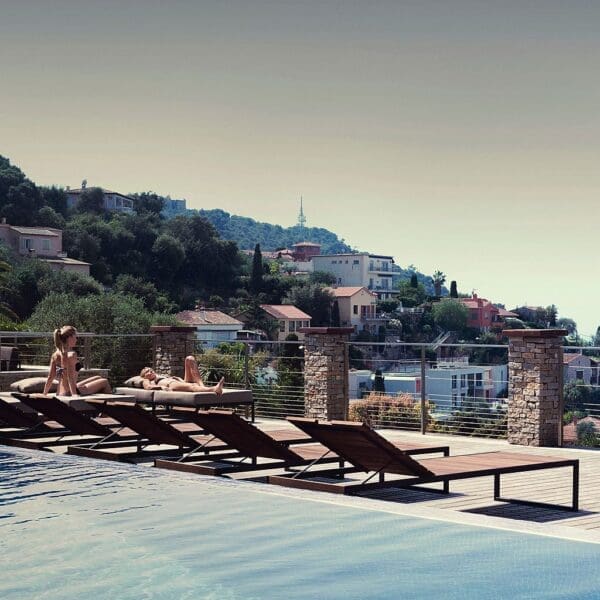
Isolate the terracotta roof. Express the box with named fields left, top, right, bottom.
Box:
left=460, top=297, right=496, bottom=310
left=326, top=286, right=375, bottom=298
left=176, top=310, right=243, bottom=327
left=563, top=353, right=587, bottom=364
left=260, top=304, right=312, bottom=320
left=497, top=308, right=518, bottom=318
left=10, top=226, right=60, bottom=236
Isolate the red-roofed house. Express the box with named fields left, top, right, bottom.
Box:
left=458, top=294, right=517, bottom=332
left=176, top=309, right=244, bottom=348
left=260, top=304, right=311, bottom=341
left=563, top=416, right=600, bottom=446
left=327, top=286, right=381, bottom=334
left=563, top=353, right=597, bottom=385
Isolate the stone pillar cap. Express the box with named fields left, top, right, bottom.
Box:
left=502, top=328, right=568, bottom=338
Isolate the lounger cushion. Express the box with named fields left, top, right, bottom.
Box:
left=122, top=376, right=146, bottom=388
left=153, top=388, right=253, bottom=407
left=10, top=377, right=57, bottom=394
left=114, top=387, right=155, bottom=402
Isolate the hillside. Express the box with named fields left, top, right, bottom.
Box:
left=196, top=208, right=353, bottom=254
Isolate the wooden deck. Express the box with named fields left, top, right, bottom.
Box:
left=257, top=419, right=600, bottom=542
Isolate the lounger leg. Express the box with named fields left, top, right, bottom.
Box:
left=572, top=462, right=579, bottom=512
left=494, top=473, right=501, bottom=501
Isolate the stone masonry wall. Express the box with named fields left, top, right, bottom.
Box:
left=302, top=328, right=353, bottom=420
left=505, top=329, right=566, bottom=447
left=151, top=326, right=196, bottom=378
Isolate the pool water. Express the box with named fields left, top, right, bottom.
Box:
left=1, top=447, right=598, bottom=599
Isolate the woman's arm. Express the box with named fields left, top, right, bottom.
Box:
left=43, top=355, right=57, bottom=396
left=65, top=351, right=79, bottom=396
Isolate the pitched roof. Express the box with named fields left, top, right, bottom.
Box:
left=10, top=226, right=60, bottom=236
left=260, top=304, right=312, bottom=320
left=497, top=308, right=518, bottom=318
left=327, top=286, right=375, bottom=298
left=67, top=187, right=133, bottom=199
left=176, top=310, right=243, bottom=327
left=563, top=353, right=588, bottom=364
left=42, top=257, right=91, bottom=266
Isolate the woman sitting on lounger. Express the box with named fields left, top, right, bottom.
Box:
left=140, top=355, right=224, bottom=394
left=43, top=325, right=112, bottom=396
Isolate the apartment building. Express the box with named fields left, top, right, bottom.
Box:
left=311, top=252, right=395, bottom=300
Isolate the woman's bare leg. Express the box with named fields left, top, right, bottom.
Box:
left=77, top=377, right=112, bottom=395
left=169, top=377, right=224, bottom=395
left=183, top=355, right=203, bottom=384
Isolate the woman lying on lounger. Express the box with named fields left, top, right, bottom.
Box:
left=140, top=355, right=224, bottom=395
left=43, top=325, right=112, bottom=396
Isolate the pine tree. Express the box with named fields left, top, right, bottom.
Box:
left=373, top=369, right=385, bottom=393
left=410, top=274, right=418, bottom=288
left=250, top=243, right=263, bottom=293
left=450, top=281, right=458, bottom=298
left=331, top=300, right=340, bottom=327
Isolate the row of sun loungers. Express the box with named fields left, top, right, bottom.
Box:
left=0, top=392, right=579, bottom=512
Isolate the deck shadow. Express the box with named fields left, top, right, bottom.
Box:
left=463, top=504, right=593, bottom=523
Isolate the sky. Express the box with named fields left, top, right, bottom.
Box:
left=1, top=1, right=598, bottom=338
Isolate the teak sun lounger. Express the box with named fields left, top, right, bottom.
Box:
left=155, top=409, right=450, bottom=477
left=3, top=393, right=140, bottom=451
left=0, top=394, right=47, bottom=430
left=66, top=399, right=228, bottom=462
left=267, top=418, right=580, bottom=512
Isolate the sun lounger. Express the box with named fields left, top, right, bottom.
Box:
left=66, top=399, right=228, bottom=462
left=267, top=418, right=579, bottom=512
left=155, top=409, right=450, bottom=476
left=0, top=394, right=46, bottom=429
left=3, top=392, right=131, bottom=451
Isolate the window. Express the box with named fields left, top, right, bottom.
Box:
left=576, top=370, right=584, bottom=380
left=23, top=238, right=33, bottom=250
left=289, top=321, right=296, bottom=332
left=345, top=260, right=348, bottom=264
left=460, top=374, right=466, bottom=387
left=353, top=305, right=358, bottom=315
left=452, top=375, right=457, bottom=389
left=331, top=260, right=337, bottom=264
left=42, top=239, right=50, bottom=252
left=338, top=278, right=342, bottom=284
left=303, top=321, right=309, bottom=328
left=279, top=320, right=285, bottom=331
left=476, top=373, right=483, bottom=387
left=452, top=394, right=458, bottom=408
left=353, top=259, right=359, bottom=265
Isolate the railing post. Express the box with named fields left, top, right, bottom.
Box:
left=83, top=336, right=92, bottom=370
left=420, top=346, right=427, bottom=434
left=243, top=342, right=250, bottom=388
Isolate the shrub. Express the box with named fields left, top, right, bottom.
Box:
left=576, top=421, right=598, bottom=447
left=349, top=392, right=433, bottom=431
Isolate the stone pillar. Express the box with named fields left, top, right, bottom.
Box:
left=301, top=327, right=353, bottom=421
left=151, top=326, right=196, bottom=378
left=504, top=329, right=567, bottom=447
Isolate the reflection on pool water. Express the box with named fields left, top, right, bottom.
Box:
left=0, top=447, right=598, bottom=599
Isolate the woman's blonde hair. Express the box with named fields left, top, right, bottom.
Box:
left=53, top=325, right=77, bottom=353
left=140, top=367, right=153, bottom=378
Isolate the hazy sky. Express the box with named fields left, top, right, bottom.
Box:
left=1, top=1, right=598, bottom=337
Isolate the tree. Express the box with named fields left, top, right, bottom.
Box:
left=410, top=273, right=418, bottom=288
left=450, top=280, right=458, bottom=298
left=76, top=187, right=105, bottom=214
left=546, top=305, right=557, bottom=327
left=432, top=299, right=468, bottom=332
left=432, top=270, right=446, bottom=297
left=557, top=317, right=577, bottom=337
left=132, top=192, right=165, bottom=215
left=277, top=333, right=304, bottom=390
left=151, top=234, right=185, bottom=283
left=309, top=271, right=336, bottom=286
left=1, top=181, right=43, bottom=225
left=331, top=300, right=341, bottom=327
left=41, top=186, right=68, bottom=217
left=37, top=206, right=66, bottom=230
left=251, top=243, right=263, bottom=293
left=283, top=283, right=333, bottom=326
left=564, top=381, right=591, bottom=411
left=396, top=280, right=427, bottom=308
left=594, top=326, right=600, bottom=348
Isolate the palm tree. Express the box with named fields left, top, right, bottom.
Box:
left=432, top=270, right=446, bottom=298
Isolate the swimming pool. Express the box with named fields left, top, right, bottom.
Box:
left=1, top=447, right=598, bottom=599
